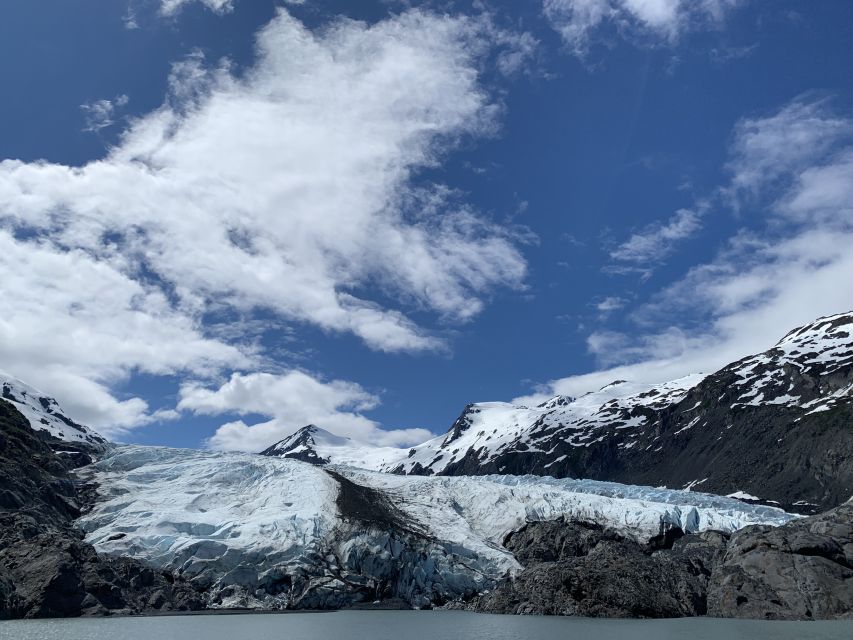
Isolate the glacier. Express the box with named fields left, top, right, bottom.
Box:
left=78, top=444, right=798, bottom=609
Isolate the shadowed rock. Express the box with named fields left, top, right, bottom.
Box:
left=0, top=399, right=203, bottom=619
left=708, top=500, right=853, bottom=620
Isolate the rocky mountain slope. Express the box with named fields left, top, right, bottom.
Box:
left=0, top=399, right=202, bottom=618
left=2, top=311, right=852, bottom=619
left=262, top=313, right=853, bottom=514
left=1, top=379, right=850, bottom=619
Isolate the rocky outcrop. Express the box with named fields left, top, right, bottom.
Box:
left=0, top=399, right=204, bottom=619
left=458, top=502, right=853, bottom=620
left=458, top=519, right=726, bottom=617
left=708, top=500, right=853, bottom=620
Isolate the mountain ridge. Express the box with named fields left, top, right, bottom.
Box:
left=261, top=312, right=853, bottom=513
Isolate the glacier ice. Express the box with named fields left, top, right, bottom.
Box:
left=78, top=445, right=798, bottom=609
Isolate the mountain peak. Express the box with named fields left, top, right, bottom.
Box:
left=0, top=371, right=107, bottom=452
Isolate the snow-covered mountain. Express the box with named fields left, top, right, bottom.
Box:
left=78, top=444, right=796, bottom=610
left=0, top=372, right=107, bottom=452
left=259, top=313, right=853, bottom=513
left=383, top=374, right=707, bottom=477
left=261, top=424, right=406, bottom=470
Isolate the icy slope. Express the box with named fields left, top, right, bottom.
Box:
left=78, top=445, right=797, bottom=609
left=261, top=424, right=407, bottom=470
left=0, top=371, right=107, bottom=450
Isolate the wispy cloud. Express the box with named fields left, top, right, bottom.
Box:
left=517, top=96, right=853, bottom=404
left=543, top=0, right=744, bottom=57
left=725, top=97, right=853, bottom=204
left=80, top=94, right=129, bottom=132
left=609, top=207, right=703, bottom=267
left=595, top=295, right=628, bottom=317
left=159, top=0, right=234, bottom=16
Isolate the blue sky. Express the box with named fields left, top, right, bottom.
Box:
left=1, top=0, right=852, bottom=450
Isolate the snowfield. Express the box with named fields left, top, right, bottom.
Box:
left=78, top=445, right=798, bottom=608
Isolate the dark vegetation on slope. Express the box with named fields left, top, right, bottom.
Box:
left=0, top=399, right=203, bottom=619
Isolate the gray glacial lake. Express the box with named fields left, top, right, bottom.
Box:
left=2, top=611, right=852, bottom=640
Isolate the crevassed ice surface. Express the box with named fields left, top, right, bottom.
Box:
left=79, top=445, right=798, bottom=607
left=338, top=466, right=797, bottom=545
left=80, top=446, right=338, bottom=569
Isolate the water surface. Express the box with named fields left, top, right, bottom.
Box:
left=1, top=610, right=851, bottom=640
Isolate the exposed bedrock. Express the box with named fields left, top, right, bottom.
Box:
left=458, top=503, right=853, bottom=620
left=0, top=399, right=204, bottom=619
left=707, top=500, right=853, bottom=620
left=456, top=519, right=726, bottom=618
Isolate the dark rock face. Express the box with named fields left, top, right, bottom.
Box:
left=0, top=399, right=204, bottom=619
left=708, top=501, right=853, bottom=620
left=460, top=503, right=853, bottom=620
left=461, top=519, right=726, bottom=618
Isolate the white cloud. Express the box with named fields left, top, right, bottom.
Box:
left=544, top=0, right=742, bottom=56
left=725, top=97, right=853, bottom=203
left=518, top=97, right=853, bottom=405
left=80, top=94, right=129, bottom=132
left=0, top=230, right=246, bottom=436
left=595, top=295, right=627, bottom=318
left=610, top=207, right=703, bottom=265
left=0, top=9, right=530, bottom=438
left=180, top=371, right=432, bottom=452
left=159, top=0, right=234, bottom=16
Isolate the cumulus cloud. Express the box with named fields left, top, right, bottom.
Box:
left=0, top=230, right=246, bottom=436
left=544, top=0, right=742, bottom=56
left=0, top=9, right=530, bottom=437
left=180, top=371, right=432, bottom=452
left=518, top=97, right=853, bottom=404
